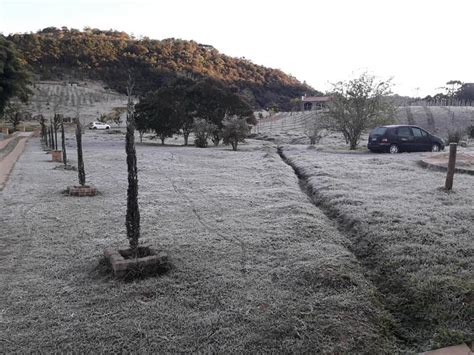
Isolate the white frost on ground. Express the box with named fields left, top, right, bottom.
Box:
left=0, top=133, right=399, bottom=352
left=281, top=145, right=474, bottom=349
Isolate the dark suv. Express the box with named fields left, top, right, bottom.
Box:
left=368, top=125, right=445, bottom=153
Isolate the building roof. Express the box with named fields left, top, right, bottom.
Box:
left=301, top=96, right=331, bottom=102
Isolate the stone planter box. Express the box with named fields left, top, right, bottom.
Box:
left=67, top=185, right=97, bottom=196
left=51, top=150, right=62, bottom=162
left=104, top=246, right=169, bottom=278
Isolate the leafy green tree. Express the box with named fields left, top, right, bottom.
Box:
left=158, top=77, right=196, bottom=146
left=327, top=72, right=395, bottom=150
left=0, top=37, right=31, bottom=116
left=456, top=83, right=474, bottom=103
left=135, top=89, right=180, bottom=145
left=134, top=78, right=255, bottom=147
left=190, top=78, right=255, bottom=145
left=222, top=115, right=250, bottom=151
left=135, top=109, right=149, bottom=143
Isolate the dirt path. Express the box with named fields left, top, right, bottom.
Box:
left=0, top=134, right=17, bottom=150
left=420, top=151, right=474, bottom=175
left=0, top=132, right=33, bottom=191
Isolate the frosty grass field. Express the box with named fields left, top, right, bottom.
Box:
left=0, top=128, right=472, bottom=352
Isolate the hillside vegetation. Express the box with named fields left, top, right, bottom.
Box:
left=7, top=27, right=318, bottom=110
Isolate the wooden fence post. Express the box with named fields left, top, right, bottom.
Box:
left=445, top=143, right=457, bottom=190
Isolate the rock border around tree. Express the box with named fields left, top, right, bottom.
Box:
left=67, top=185, right=97, bottom=196
left=104, top=246, right=170, bottom=278
left=51, top=150, right=62, bottom=162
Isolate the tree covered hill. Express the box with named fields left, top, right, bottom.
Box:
left=7, top=27, right=319, bottom=110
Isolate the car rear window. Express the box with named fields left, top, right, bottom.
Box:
left=371, top=127, right=387, bottom=135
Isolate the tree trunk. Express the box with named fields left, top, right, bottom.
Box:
left=445, top=143, right=457, bottom=191
left=139, top=130, right=144, bottom=143
left=46, top=127, right=50, bottom=147
left=349, top=139, right=358, bottom=150
left=50, top=122, right=54, bottom=149
left=231, top=141, right=238, bottom=151
left=310, top=137, right=316, bottom=145
left=61, top=120, right=67, bottom=165
left=54, top=127, right=58, bottom=151
left=160, top=136, right=165, bottom=145
left=40, top=121, right=46, bottom=143
left=125, top=76, right=140, bottom=255
left=76, top=119, right=86, bottom=186
left=184, top=133, right=189, bottom=146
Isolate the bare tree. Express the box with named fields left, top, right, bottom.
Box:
left=3, top=102, right=22, bottom=131
left=52, top=113, right=62, bottom=150
left=46, top=93, right=64, bottom=151
left=45, top=126, right=51, bottom=148
left=50, top=120, right=55, bottom=149
left=61, top=118, right=67, bottom=165
left=125, top=74, right=140, bottom=256
left=327, top=72, right=395, bottom=150
left=37, top=114, right=47, bottom=143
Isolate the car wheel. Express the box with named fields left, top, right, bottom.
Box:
left=431, top=144, right=440, bottom=152
left=93, top=127, right=97, bottom=130
left=106, top=126, right=110, bottom=129
left=389, top=144, right=399, bottom=154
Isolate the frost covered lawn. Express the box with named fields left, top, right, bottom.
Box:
left=281, top=145, right=474, bottom=351
left=1, top=133, right=400, bottom=352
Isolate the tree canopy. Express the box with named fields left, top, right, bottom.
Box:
left=134, top=78, right=255, bottom=146
left=0, top=36, right=31, bottom=116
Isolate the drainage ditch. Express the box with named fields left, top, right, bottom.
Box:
left=276, top=146, right=423, bottom=351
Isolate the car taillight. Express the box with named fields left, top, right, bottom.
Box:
left=381, top=138, right=388, bottom=142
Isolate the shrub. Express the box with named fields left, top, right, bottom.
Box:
left=222, top=115, right=250, bottom=151
left=304, top=113, right=328, bottom=145
left=193, top=118, right=215, bottom=148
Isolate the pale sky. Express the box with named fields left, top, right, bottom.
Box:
left=1, top=0, right=473, bottom=97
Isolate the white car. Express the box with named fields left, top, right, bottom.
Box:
left=89, top=122, right=110, bottom=130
